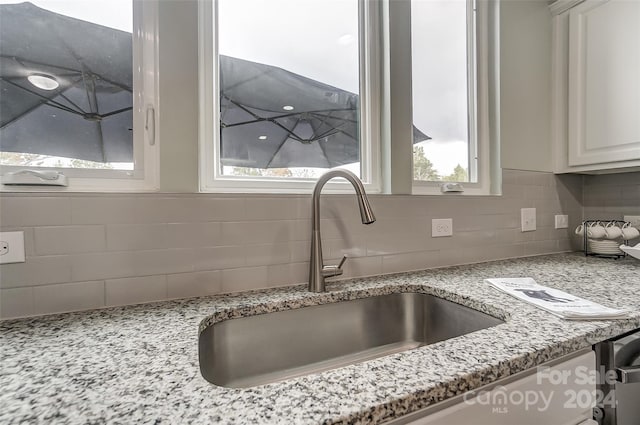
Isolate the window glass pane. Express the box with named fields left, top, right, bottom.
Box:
left=0, top=0, right=134, bottom=171
left=218, top=0, right=361, bottom=179
left=411, top=0, right=472, bottom=182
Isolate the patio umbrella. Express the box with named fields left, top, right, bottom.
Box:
left=1, top=2, right=430, bottom=169
left=220, top=55, right=430, bottom=169
left=0, top=2, right=133, bottom=163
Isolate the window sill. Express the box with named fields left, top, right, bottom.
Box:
left=412, top=181, right=495, bottom=196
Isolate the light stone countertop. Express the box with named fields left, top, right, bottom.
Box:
left=1, top=253, right=639, bottom=424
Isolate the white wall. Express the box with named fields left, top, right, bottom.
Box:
left=0, top=170, right=584, bottom=319
left=157, top=0, right=199, bottom=192
left=500, top=0, right=554, bottom=172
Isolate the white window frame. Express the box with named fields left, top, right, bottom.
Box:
left=0, top=0, right=160, bottom=193
left=198, top=0, right=381, bottom=194
left=407, top=0, right=499, bottom=196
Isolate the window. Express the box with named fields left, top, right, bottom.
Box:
left=0, top=0, right=158, bottom=191
left=407, top=0, right=498, bottom=195
left=200, top=0, right=380, bottom=192
left=201, top=0, right=497, bottom=195
left=411, top=0, right=476, bottom=184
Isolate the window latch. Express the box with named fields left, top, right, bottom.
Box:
left=145, top=104, right=156, bottom=146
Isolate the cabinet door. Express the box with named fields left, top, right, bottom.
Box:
left=568, top=0, right=640, bottom=166
left=398, top=351, right=596, bottom=425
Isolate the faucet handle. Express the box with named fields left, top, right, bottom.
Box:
left=322, top=255, right=347, bottom=278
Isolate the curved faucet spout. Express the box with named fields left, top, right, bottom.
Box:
left=309, top=169, right=376, bottom=293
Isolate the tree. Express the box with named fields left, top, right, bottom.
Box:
left=230, top=167, right=293, bottom=177
left=413, top=146, right=440, bottom=181
left=443, top=164, right=468, bottom=182
left=0, top=151, right=116, bottom=169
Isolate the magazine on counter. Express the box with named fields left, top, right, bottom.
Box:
left=485, top=277, right=630, bottom=320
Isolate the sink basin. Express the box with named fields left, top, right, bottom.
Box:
left=199, top=292, right=504, bottom=388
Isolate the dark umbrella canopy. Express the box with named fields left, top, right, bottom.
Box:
left=1, top=2, right=430, bottom=169
left=220, top=55, right=431, bottom=169
left=0, top=2, right=133, bottom=163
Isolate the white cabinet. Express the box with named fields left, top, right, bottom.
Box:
left=390, top=351, right=596, bottom=425
left=551, top=0, right=640, bottom=173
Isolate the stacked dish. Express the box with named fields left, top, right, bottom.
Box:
left=588, top=239, right=625, bottom=255
left=575, top=220, right=640, bottom=256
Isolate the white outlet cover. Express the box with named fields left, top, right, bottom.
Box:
left=432, top=218, right=453, bottom=237
left=0, top=231, right=26, bottom=264
left=521, top=208, right=537, bottom=232
left=555, top=214, right=569, bottom=229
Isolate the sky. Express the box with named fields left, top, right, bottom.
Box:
left=0, top=0, right=132, bottom=31
left=220, top=0, right=470, bottom=175
left=2, top=0, right=470, bottom=176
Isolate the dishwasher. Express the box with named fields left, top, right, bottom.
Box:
left=594, top=329, right=640, bottom=425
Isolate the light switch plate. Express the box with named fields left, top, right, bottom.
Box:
left=521, top=208, right=536, bottom=232
left=432, top=218, right=453, bottom=237
left=554, top=214, right=569, bottom=229
left=0, top=231, right=25, bottom=264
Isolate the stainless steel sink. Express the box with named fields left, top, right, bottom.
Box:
left=199, top=292, right=504, bottom=388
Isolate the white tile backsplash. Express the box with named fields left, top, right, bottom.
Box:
left=167, top=270, right=221, bottom=299
left=0, top=169, right=606, bottom=319
left=0, top=197, right=71, bottom=226
left=166, top=222, right=223, bottom=248
left=106, top=224, right=168, bottom=251
left=106, top=275, right=168, bottom=307
left=33, top=280, right=104, bottom=315
left=0, top=287, right=34, bottom=318
left=35, top=225, right=107, bottom=255
left=0, top=255, right=72, bottom=288
left=221, top=266, right=269, bottom=293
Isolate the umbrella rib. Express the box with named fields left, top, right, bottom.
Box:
left=54, top=74, right=91, bottom=112
left=0, top=77, right=83, bottom=116
left=100, top=106, right=133, bottom=119
left=309, top=114, right=350, bottom=140
left=221, top=94, right=354, bottom=122
left=225, top=97, right=304, bottom=142
left=223, top=96, right=353, bottom=143
left=265, top=114, right=304, bottom=169
left=225, top=96, right=264, bottom=121
left=95, top=120, right=106, bottom=163
left=90, top=74, right=132, bottom=93
left=57, top=92, right=86, bottom=113
left=80, top=70, right=95, bottom=114
left=308, top=111, right=358, bottom=124
left=315, top=134, right=333, bottom=169
left=307, top=110, right=337, bottom=141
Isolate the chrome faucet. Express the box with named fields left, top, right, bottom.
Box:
left=309, top=169, right=376, bottom=292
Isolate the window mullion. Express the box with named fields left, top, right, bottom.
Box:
left=384, top=0, right=414, bottom=195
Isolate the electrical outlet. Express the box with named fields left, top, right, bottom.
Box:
left=521, top=208, right=536, bottom=232
left=624, top=215, right=640, bottom=228
left=432, top=218, right=453, bottom=237
left=0, top=231, right=25, bottom=264
left=554, top=214, right=569, bottom=229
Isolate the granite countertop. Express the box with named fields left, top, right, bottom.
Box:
left=1, top=253, right=639, bottom=424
